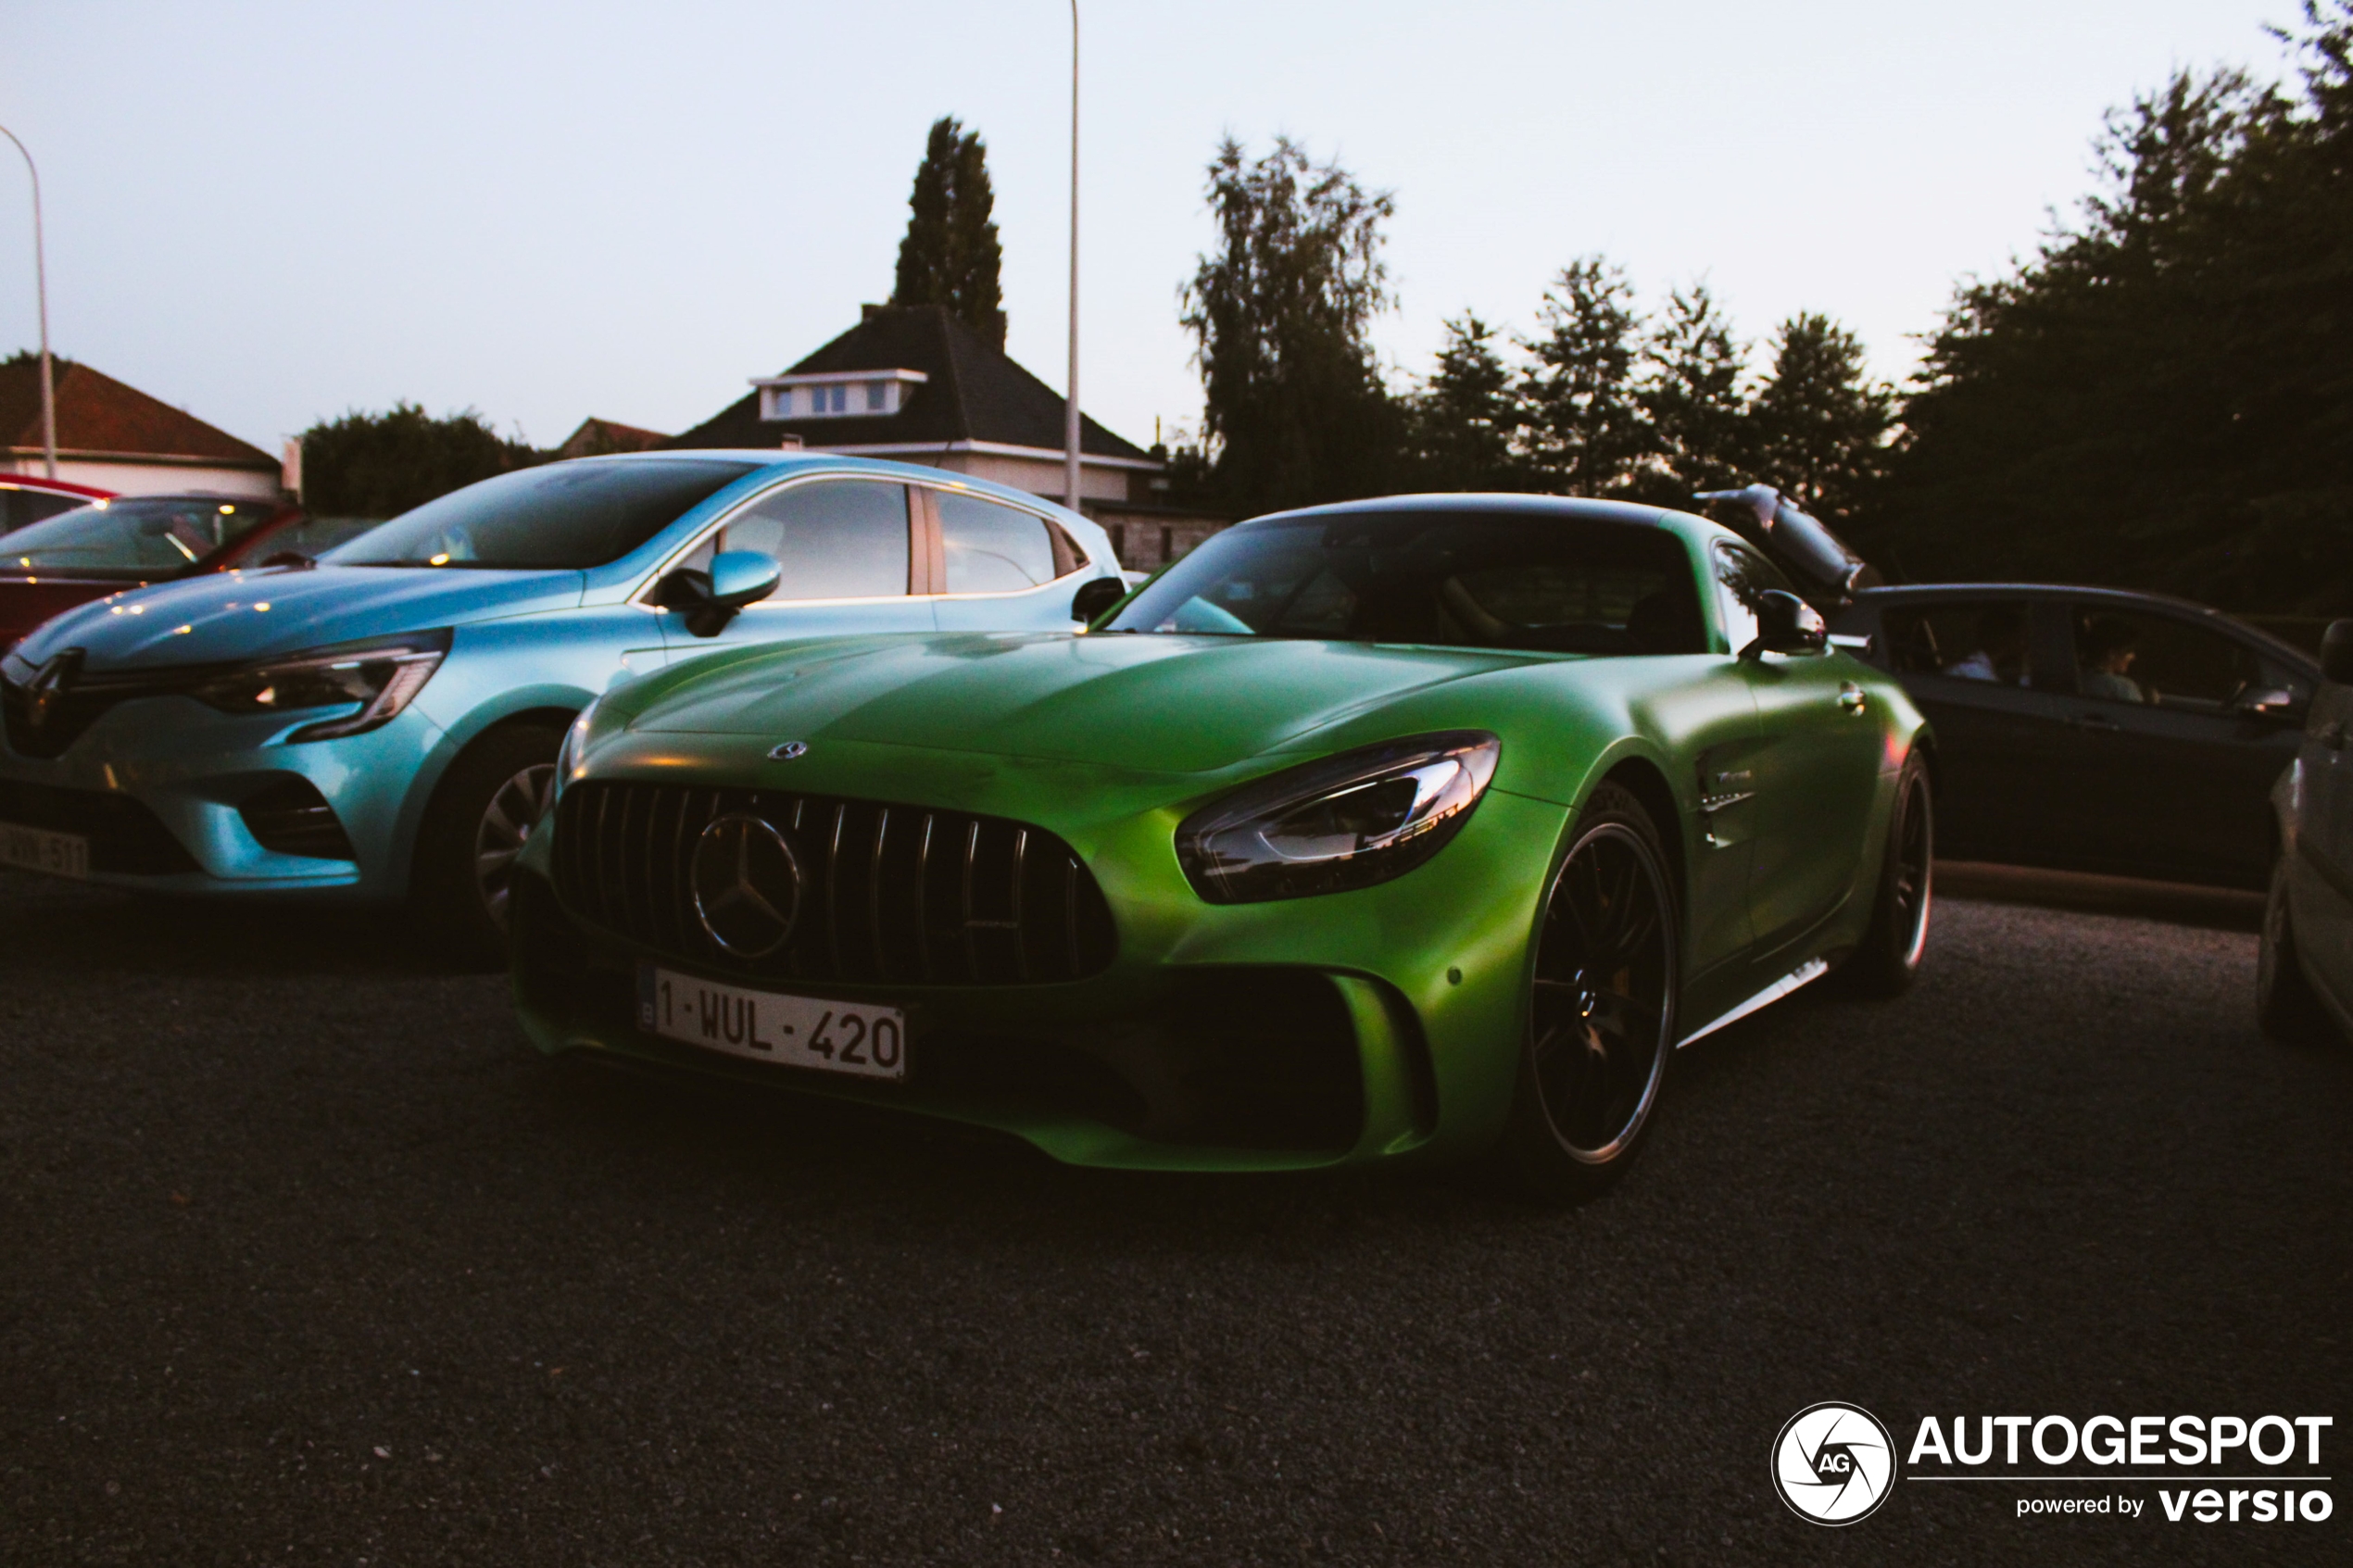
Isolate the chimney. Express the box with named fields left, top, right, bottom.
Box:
left=861, top=303, right=888, bottom=321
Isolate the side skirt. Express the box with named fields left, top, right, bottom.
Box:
left=1676, top=957, right=1831, bottom=1048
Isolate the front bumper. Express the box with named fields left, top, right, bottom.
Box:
left=0, top=694, right=447, bottom=898
left=508, top=768, right=1567, bottom=1172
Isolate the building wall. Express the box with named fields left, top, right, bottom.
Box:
left=4, top=457, right=283, bottom=502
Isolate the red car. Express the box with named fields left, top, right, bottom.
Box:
left=0, top=474, right=115, bottom=533
left=0, top=493, right=359, bottom=650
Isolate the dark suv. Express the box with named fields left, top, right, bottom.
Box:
left=1829, top=584, right=2320, bottom=889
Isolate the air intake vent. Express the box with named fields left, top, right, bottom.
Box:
left=238, top=776, right=355, bottom=860
left=550, top=782, right=1117, bottom=986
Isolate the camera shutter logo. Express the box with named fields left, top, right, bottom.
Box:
left=689, top=813, right=802, bottom=958
left=1772, top=1402, right=1896, bottom=1524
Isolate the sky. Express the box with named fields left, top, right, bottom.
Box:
left=0, top=0, right=2303, bottom=459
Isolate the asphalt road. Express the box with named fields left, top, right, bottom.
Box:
left=1, top=871, right=2346, bottom=1566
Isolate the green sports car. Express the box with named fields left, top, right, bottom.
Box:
left=510, top=495, right=1933, bottom=1198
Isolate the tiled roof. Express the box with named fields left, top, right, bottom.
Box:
left=0, top=357, right=275, bottom=467
left=555, top=416, right=672, bottom=459
left=664, top=305, right=1151, bottom=462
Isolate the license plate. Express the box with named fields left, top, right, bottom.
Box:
left=637, top=965, right=905, bottom=1082
left=0, top=821, right=90, bottom=880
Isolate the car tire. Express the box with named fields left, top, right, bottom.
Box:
left=1501, top=783, right=1680, bottom=1206
left=1842, top=751, right=1933, bottom=998
left=412, top=722, right=562, bottom=970
left=2258, top=849, right=2333, bottom=1043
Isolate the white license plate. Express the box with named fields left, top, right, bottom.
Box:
left=0, top=821, right=90, bottom=880
left=637, top=965, right=905, bottom=1082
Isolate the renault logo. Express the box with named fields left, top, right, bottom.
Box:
left=689, top=813, right=802, bottom=957
left=23, top=647, right=83, bottom=727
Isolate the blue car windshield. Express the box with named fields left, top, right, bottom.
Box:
left=1102, top=510, right=1708, bottom=655
left=324, top=458, right=762, bottom=570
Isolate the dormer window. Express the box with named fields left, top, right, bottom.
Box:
left=752, top=368, right=928, bottom=422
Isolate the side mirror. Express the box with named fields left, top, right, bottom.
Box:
left=1070, top=575, right=1126, bottom=626
left=2323, top=619, right=2353, bottom=685
left=1741, top=589, right=1829, bottom=660
left=655, top=549, right=782, bottom=638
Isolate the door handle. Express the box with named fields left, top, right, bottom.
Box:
left=1837, top=682, right=1867, bottom=715
left=2071, top=712, right=2120, bottom=733
left=2319, top=721, right=2347, bottom=750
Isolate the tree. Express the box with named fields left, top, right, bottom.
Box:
left=1871, top=2, right=2353, bottom=611
left=1180, top=136, right=1402, bottom=512
left=1745, top=313, right=1893, bottom=528
left=891, top=117, right=1006, bottom=347
left=1519, top=257, right=1650, bottom=496
left=298, top=404, right=539, bottom=519
left=1636, top=282, right=1751, bottom=498
left=1403, top=312, right=1528, bottom=491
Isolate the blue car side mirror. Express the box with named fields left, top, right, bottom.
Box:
left=656, top=550, right=782, bottom=638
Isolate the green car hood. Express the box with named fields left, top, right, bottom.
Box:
left=629, top=631, right=1538, bottom=773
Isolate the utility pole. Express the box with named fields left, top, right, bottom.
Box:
left=0, top=124, right=57, bottom=480
left=1063, top=1, right=1081, bottom=514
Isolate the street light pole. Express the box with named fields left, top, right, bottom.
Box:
left=1063, top=0, right=1081, bottom=514
left=0, top=124, right=57, bottom=481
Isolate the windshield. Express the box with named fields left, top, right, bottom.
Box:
left=324, top=458, right=761, bottom=570
left=1103, top=510, right=1708, bottom=655
left=2, top=495, right=279, bottom=580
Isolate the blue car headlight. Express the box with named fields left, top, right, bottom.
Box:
left=1176, top=732, right=1502, bottom=904
left=191, top=630, right=451, bottom=743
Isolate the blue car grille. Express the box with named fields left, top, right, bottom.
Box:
left=549, top=781, right=1118, bottom=986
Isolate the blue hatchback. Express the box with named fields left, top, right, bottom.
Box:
left=0, top=453, right=1125, bottom=958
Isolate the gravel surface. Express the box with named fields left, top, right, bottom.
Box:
left=1, top=871, right=2346, bottom=1566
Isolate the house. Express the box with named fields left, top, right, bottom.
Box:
left=664, top=305, right=1224, bottom=569
left=553, top=416, right=669, bottom=460
left=0, top=356, right=285, bottom=501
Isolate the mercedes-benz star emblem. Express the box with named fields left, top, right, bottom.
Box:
left=689, top=813, right=802, bottom=957
left=769, top=740, right=810, bottom=760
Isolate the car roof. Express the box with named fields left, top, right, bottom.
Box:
left=1240, top=493, right=1690, bottom=531
left=1852, top=583, right=2319, bottom=671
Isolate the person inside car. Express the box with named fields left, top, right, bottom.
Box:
left=2079, top=617, right=2147, bottom=703
left=1944, top=605, right=2031, bottom=684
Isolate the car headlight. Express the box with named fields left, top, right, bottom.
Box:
left=192, top=630, right=450, bottom=743
left=1176, top=732, right=1502, bottom=904
left=553, top=696, right=600, bottom=800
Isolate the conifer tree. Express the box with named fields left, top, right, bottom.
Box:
left=1747, top=313, right=1893, bottom=528
left=1638, top=282, right=1751, bottom=496
left=1405, top=312, right=1527, bottom=491
left=891, top=117, right=1006, bottom=347
left=1519, top=257, right=1651, bottom=496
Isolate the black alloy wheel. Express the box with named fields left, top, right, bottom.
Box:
left=1504, top=783, right=1679, bottom=1203
left=1843, top=752, right=1933, bottom=997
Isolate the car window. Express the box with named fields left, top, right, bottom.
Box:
left=228, top=515, right=380, bottom=564
left=677, top=480, right=912, bottom=599
left=938, top=491, right=1057, bottom=594
left=1882, top=600, right=2034, bottom=686
left=1105, top=510, right=1707, bottom=654
left=1710, top=541, right=1799, bottom=654
left=1, top=488, right=91, bottom=533
left=2, top=496, right=276, bottom=579
left=326, top=458, right=761, bottom=570
left=2070, top=607, right=2265, bottom=712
